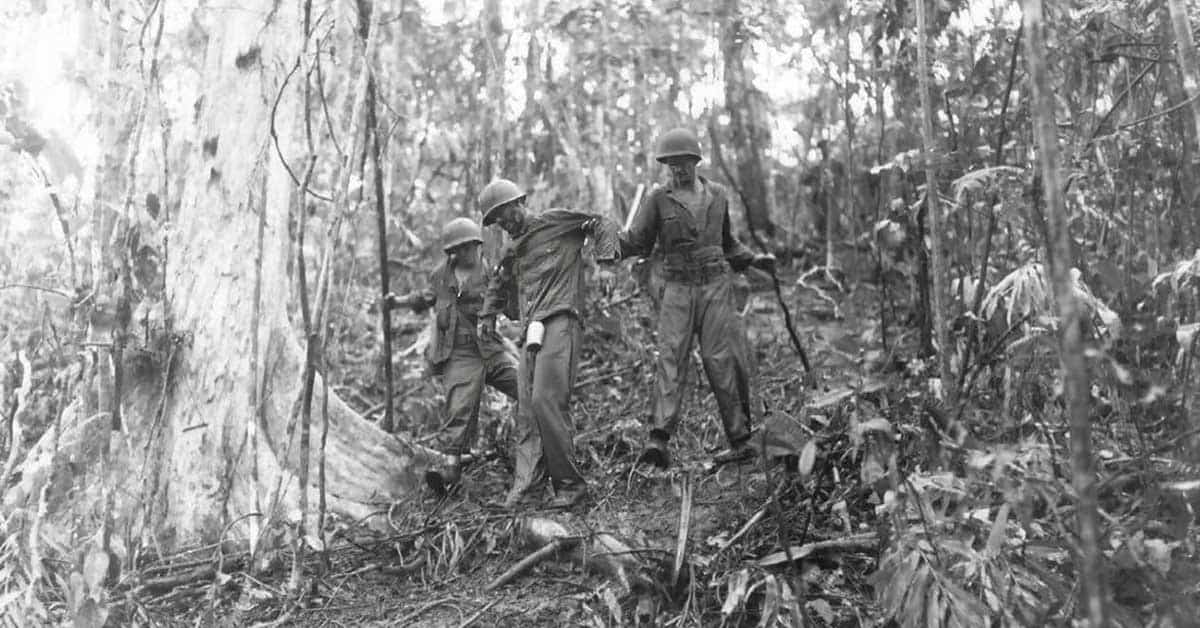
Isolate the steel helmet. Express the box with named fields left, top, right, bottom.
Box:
left=654, top=128, right=702, bottom=163
left=478, top=179, right=525, bottom=226
left=440, top=217, right=483, bottom=252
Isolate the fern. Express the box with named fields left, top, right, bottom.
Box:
left=872, top=541, right=991, bottom=628
left=873, top=467, right=1067, bottom=627
left=1152, top=248, right=1200, bottom=297
left=951, top=166, right=1024, bottom=207
left=982, top=262, right=1120, bottom=334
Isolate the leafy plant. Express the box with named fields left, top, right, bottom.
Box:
left=720, top=568, right=805, bottom=627
left=871, top=469, right=1067, bottom=627
left=982, top=262, right=1120, bottom=334
left=1152, top=249, right=1200, bottom=297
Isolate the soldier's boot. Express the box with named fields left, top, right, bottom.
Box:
left=424, top=455, right=463, bottom=495
left=547, top=481, right=591, bottom=510
left=712, top=438, right=757, bottom=465
left=636, top=433, right=671, bottom=469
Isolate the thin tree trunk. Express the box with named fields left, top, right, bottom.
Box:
left=1023, top=1, right=1103, bottom=625
left=1169, top=0, right=1200, bottom=151
left=290, top=155, right=318, bottom=592
left=914, top=0, right=955, bottom=406
left=721, top=0, right=774, bottom=238
left=289, top=0, right=320, bottom=592
left=522, top=0, right=541, bottom=182
left=368, top=78, right=395, bottom=434
left=840, top=14, right=857, bottom=249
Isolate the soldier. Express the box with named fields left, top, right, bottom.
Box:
left=619, top=128, right=776, bottom=469
left=477, top=178, right=615, bottom=509
left=385, top=217, right=520, bottom=493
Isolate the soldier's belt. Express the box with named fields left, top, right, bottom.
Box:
left=663, top=263, right=728, bottom=285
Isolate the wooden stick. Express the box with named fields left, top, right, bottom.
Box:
left=484, top=537, right=581, bottom=592
left=755, top=533, right=878, bottom=567
left=623, top=183, right=646, bottom=231
left=716, top=504, right=767, bottom=555
left=457, top=599, right=500, bottom=628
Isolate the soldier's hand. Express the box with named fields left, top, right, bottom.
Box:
left=380, top=292, right=398, bottom=309
left=480, top=315, right=497, bottom=337
left=752, top=253, right=777, bottom=273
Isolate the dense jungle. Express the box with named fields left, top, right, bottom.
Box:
left=1, top=0, right=1198, bottom=625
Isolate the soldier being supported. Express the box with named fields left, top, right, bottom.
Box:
left=477, top=178, right=617, bottom=510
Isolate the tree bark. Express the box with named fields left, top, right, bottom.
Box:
left=1023, top=1, right=1103, bottom=625
left=721, top=0, right=775, bottom=238
left=1169, top=0, right=1200, bottom=149
left=914, top=0, right=955, bottom=405
left=3, top=0, right=437, bottom=553
left=1168, top=0, right=1200, bottom=457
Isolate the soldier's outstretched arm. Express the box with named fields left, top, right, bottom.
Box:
left=383, top=288, right=436, bottom=312
left=480, top=246, right=518, bottom=327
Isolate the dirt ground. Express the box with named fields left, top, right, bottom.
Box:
left=130, top=266, right=892, bottom=627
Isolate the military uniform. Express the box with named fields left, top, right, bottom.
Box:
left=620, top=176, right=758, bottom=451
left=408, top=260, right=519, bottom=456
left=482, top=209, right=605, bottom=493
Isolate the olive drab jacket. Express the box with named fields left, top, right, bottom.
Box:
left=412, top=261, right=490, bottom=370
left=619, top=176, right=755, bottom=279
left=481, top=209, right=605, bottom=326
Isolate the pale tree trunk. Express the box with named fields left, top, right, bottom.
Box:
left=1023, top=1, right=1103, bottom=625
left=914, top=0, right=955, bottom=406
left=4, top=0, right=437, bottom=554
left=721, top=0, right=774, bottom=239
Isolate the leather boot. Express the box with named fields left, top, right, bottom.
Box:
left=547, top=481, right=591, bottom=510
left=636, top=434, right=671, bottom=469
left=424, top=455, right=463, bottom=495
left=713, top=439, right=757, bottom=465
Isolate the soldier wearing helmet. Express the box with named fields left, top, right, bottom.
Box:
left=477, top=178, right=618, bottom=510
left=385, top=216, right=520, bottom=493
left=619, top=127, right=776, bottom=469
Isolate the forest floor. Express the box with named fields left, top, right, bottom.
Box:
left=129, top=249, right=1200, bottom=627
left=165, top=259, right=895, bottom=627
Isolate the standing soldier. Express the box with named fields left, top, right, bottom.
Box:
left=477, top=178, right=616, bottom=509
left=385, top=217, right=520, bottom=493
left=620, top=128, right=776, bottom=469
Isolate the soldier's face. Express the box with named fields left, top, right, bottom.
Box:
left=447, top=241, right=480, bottom=265
left=664, top=156, right=700, bottom=186
left=495, top=202, right=526, bottom=237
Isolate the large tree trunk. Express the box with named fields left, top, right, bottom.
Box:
left=4, top=0, right=436, bottom=554
left=1023, top=1, right=1103, bottom=624
left=721, top=0, right=775, bottom=239
left=914, top=0, right=955, bottom=405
